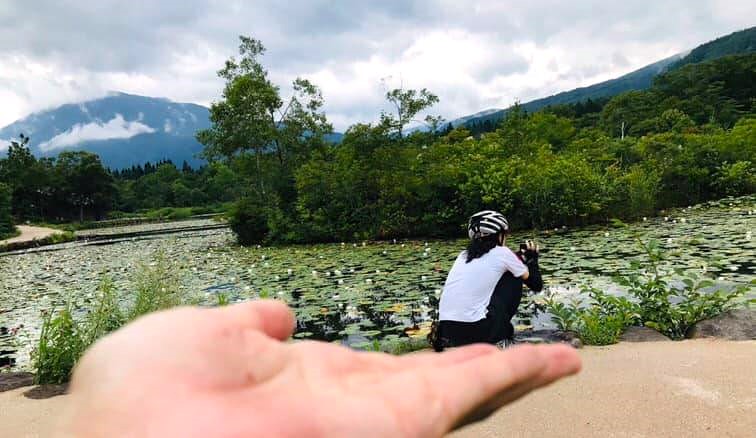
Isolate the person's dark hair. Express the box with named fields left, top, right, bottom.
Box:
left=465, top=233, right=500, bottom=263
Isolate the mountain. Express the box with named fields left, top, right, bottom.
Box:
left=449, top=26, right=756, bottom=130
left=0, top=92, right=211, bottom=169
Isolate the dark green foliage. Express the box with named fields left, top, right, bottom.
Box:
left=671, top=26, right=756, bottom=70
left=0, top=183, right=14, bottom=239
left=228, top=196, right=270, bottom=245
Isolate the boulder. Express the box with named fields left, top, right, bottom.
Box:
left=686, top=309, right=755, bottom=341
left=620, top=326, right=670, bottom=342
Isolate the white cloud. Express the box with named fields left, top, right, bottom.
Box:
left=0, top=139, right=10, bottom=152
left=163, top=119, right=173, bottom=133
left=0, top=1, right=754, bottom=131
left=38, top=114, right=155, bottom=152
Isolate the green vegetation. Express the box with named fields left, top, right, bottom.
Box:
left=544, top=240, right=749, bottom=345
left=0, top=183, right=15, bottom=239
left=196, top=38, right=754, bottom=244
left=31, top=255, right=192, bottom=384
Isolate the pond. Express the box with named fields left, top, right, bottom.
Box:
left=1, top=195, right=754, bottom=369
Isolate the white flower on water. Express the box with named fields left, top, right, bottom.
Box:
left=335, top=270, right=342, bottom=276
left=680, top=218, right=687, bottom=223
left=277, top=291, right=284, bottom=296
left=349, top=268, right=355, bottom=273
left=382, top=250, right=387, bottom=255
left=746, top=231, right=752, bottom=241
left=401, top=244, right=405, bottom=248
left=366, top=279, right=373, bottom=284
left=673, top=220, right=677, bottom=224
left=332, top=294, right=340, bottom=300
left=421, top=275, right=427, bottom=281
left=569, top=246, right=577, bottom=251
left=287, top=269, right=293, bottom=275
left=326, top=271, right=331, bottom=276
left=251, top=264, right=256, bottom=268
left=256, top=245, right=261, bottom=249
left=362, top=242, right=366, bottom=247
left=376, top=269, right=381, bottom=273
left=264, top=262, right=269, bottom=267
left=274, top=275, right=280, bottom=281
left=341, top=242, right=345, bottom=246
left=643, top=217, right=647, bottom=221
left=664, top=216, right=669, bottom=221
left=604, top=232, right=610, bottom=237
left=667, top=238, right=673, bottom=244
left=393, top=239, right=397, bottom=244
left=338, top=279, right=344, bottom=284
left=312, top=270, right=318, bottom=276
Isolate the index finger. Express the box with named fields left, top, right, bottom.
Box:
left=426, top=344, right=581, bottom=433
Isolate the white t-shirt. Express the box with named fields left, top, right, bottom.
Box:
left=438, top=246, right=528, bottom=323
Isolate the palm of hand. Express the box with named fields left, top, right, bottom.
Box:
left=65, top=301, right=580, bottom=437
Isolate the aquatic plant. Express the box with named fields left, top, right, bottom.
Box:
left=616, top=239, right=748, bottom=339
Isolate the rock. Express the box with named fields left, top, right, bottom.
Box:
left=620, top=326, right=671, bottom=342
left=0, top=372, right=34, bottom=392
left=686, top=309, right=755, bottom=341
left=570, top=338, right=584, bottom=349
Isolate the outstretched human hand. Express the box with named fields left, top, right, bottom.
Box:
left=63, top=300, right=581, bottom=437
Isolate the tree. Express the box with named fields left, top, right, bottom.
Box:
left=0, top=183, right=14, bottom=238
left=197, top=35, right=331, bottom=196
left=380, top=87, right=440, bottom=138
left=55, top=151, right=114, bottom=221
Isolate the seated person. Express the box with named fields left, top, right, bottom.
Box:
left=433, top=210, right=542, bottom=350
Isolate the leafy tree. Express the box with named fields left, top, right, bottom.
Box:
left=0, top=183, right=14, bottom=238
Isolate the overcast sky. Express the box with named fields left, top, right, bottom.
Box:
left=0, top=1, right=753, bottom=130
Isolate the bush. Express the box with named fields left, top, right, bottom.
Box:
left=32, top=304, right=85, bottom=385
left=228, top=196, right=270, bottom=245
left=616, top=239, right=748, bottom=339
left=0, top=183, right=15, bottom=239
left=714, top=161, right=756, bottom=196
left=544, top=288, right=638, bottom=345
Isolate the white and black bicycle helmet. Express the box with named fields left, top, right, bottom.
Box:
left=467, top=210, right=509, bottom=239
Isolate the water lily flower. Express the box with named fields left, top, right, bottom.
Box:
left=421, top=275, right=427, bottom=281
left=312, top=270, right=318, bottom=276
left=353, top=243, right=357, bottom=247
left=261, top=255, right=266, bottom=260
left=643, top=217, right=647, bottom=221
left=274, top=275, right=280, bottom=281
left=362, top=242, right=366, bottom=247
left=287, top=269, right=293, bottom=275
left=264, top=262, right=269, bottom=267
left=401, top=244, right=405, bottom=248
left=338, top=279, right=344, bottom=284
left=335, top=270, right=342, bottom=276
left=604, top=232, right=610, bottom=237
left=664, top=216, right=669, bottom=221
left=376, top=269, right=381, bottom=273
left=382, top=250, right=387, bottom=255
left=366, top=279, right=373, bottom=284
left=393, top=239, right=397, bottom=244
left=680, top=218, right=687, bottom=223
left=326, top=271, right=331, bottom=276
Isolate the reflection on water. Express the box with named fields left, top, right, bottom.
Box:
left=0, top=196, right=754, bottom=368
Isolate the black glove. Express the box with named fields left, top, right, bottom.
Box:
left=519, top=240, right=539, bottom=264
left=519, top=240, right=543, bottom=292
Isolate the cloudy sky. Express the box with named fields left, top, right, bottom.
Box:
left=0, top=0, right=753, bottom=131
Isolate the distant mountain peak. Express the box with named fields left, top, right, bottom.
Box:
left=0, top=93, right=211, bottom=169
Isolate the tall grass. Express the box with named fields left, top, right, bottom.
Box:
left=32, top=254, right=190, bottom=384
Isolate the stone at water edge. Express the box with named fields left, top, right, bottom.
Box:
left=685, top=308, right=755, bottom=341
left=620, top=326, right=671, bottom=342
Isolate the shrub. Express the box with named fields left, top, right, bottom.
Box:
left=616, top=239, right=748, bottom=339
left=228, top=196, right=270, bottom=245
left=543, top=289, right=638, bottom=345
left=32, top=304, right=85, bottom=385
left=0, top=183, right=15, bottom=239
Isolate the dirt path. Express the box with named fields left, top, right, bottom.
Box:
left=0, top=339, right=754, bottom=437
left=0, top=225, right=59, bottom=246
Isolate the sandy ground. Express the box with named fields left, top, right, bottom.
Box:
left=0, top=339, right=754, bottom=437
left=0, top=225, right=59, bottom=245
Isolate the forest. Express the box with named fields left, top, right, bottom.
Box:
left=1, top=40, right=754, bottom=244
